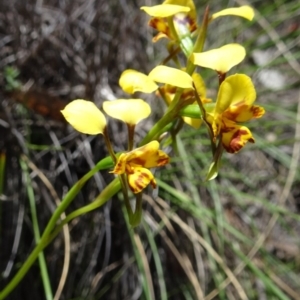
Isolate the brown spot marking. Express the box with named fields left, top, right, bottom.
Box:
left=150, top=178, right=157, bottom=189
left=111, top=162, right=124, bottom=174
left=189, top=19, right=197, bottom=33
left=181, top=89, right=194, bottom=100
left=223, top=111, right=240, bottom=121
left=157, top=156, right=169, bottom=166
left=251, top=106, right=265, bottom=118
left=224, top=103, right=248, bottom=121
left=149, top=18, right=170, bottom=36
left=132, top=157, right=146, bottom=166
left=221, top=120, right=235, bottom=133
left=132, top=170, right=152, bottom=193
left=167, top=86, right=177, bottom=94
left=160, top=85, right=177, bottom=95
left=125, top=164, right=135, bottom=174
left=225, top=129, right=254, bottom=154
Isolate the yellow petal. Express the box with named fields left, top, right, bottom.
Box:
left=149, top=65, right=194, bottom=89
left=222, top=123, right=254, bottom=153
left=129, top=141, right=169, bottom=168
left=192, top=44, right=246, bottom=73
left=152, top=32, right=169, bottom=42
left=61, top=99, right=106, bottom=135
left=127, top=167, right=156, bottom=193
left=192, top=73, right=206, bottom=98
left=103, top=99, right=151, bottom=125
left=224, top=104, right=265, bottom=123
left=163, top=0, right=196, bottom=16
left=111, top=152, right=127, bottom=175
left=183, top=116, right=202, bottom=129
left=146, top=1, right=197, bottom=42
left=141, top=4, right=190, bottom=17
left=140, top=146, right=169, bottom=168
left=192, top=73, right=212, bottom=103
left=119, top=69, right=158, bottom=94
left=215, top=74, right=256, bottom=115
left=211, top=6, right=254, bottom=21
left=112, top=141, right=169, bottom=172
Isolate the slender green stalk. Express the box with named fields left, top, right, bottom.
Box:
left=103, top=127, right=117, bottom=164
left=0, top=155, right=117, bottom=300
left=232, top=245, right=290, bottom=300
left=127, top=124, right=135, bottom=151
left=143, top=221, right=167, bottom=300
left=193, top=6, right=209, bottom=54
left=119, top=174, right=134, bottom=221
left=123, top=205, right=153, bottom=300
left=49, top=178, right=121, bottom=241
left=20, top=158, right=53, bottom=300
left=140, top=85, right=193, bottom=146
left=129, top=192, right=143, bottom=227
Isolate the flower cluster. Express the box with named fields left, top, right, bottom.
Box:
left=61, top=99, right=169, bottom=194
left=61, top=0, right=264, bottom=222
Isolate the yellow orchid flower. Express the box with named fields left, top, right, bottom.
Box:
left=111, top=141, right=170, bottom=193
left=149, top=65, right=194, bottom=89
left=192, top=44, right=246, bottom=74
left=211, top=5, right=254, bottom=21
left=141, top=0, right=197, bottom=42
left=141, top=4, right=190, bottom=18
left=119, top=66, right=193, bottom=95
left=61, top=99, right=106, bottom=135
left=206, top=74, right=265, bottom=153
left=103, top=99, right=151, bottom=125
left=159, top=73, right=211, bottom=128
left=119, top=69, right=158, bottom=94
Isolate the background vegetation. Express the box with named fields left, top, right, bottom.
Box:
left=0, top=0, right=300, bottom=299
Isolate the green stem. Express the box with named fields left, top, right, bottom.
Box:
left=103, top=127, right=117, bottom=164
left=193, top=6, right=209, bottom=54
left=129, top=192, right=143, bottom=227
left=184, top=5, right=210, bottom=78
left=20, top=158, right=53, bottom=300
left=120, top=174, right=133, bottom=218
left=161, top=46, right=181, bottom=66
left=127, top=124, right=135, bottom=151
left=0, top=236, right=51, bottom=300
left=0, top=155, right=115, bottom=300
left=193, top=82, right=216, bottom=153
left=49, top=178, right=121, bottom=240
left=140, top=103, right=181, bottom=145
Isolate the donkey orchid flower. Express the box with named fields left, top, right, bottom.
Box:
left=211, top=5, right=254, bottom=21
left=103, top=99, right=151, bottom=125
left=61, top=99, right=106, bottom=135
left=120, top=66, right=194, bottom=95
left=159, top=73, right=211, bottom=128
left=141, top=0, right=197, bottom=42
left=111, top=141, right=170, bottom=193
left=119, top=69, right=158, bottom=94
left=149, top=65, right=194, bottom=89
left=206, top=74, right=265, bottom=153
left=192, top=44, right=246, bottom=74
